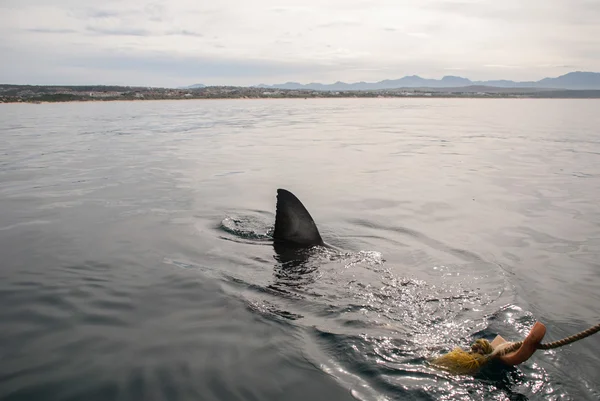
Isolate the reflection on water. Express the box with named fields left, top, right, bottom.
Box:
left=0, top=99, right=599, bottom=401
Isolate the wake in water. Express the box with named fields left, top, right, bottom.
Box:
left=204, top=212, right=557, bottom=401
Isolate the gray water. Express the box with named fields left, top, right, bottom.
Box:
left=0, top=98, right=599, bottom=401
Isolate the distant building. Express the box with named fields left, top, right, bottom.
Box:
left=89, top=91, right=123, bottom=98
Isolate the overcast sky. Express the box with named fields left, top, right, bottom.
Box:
left=1, top=0, right=598, bottom=87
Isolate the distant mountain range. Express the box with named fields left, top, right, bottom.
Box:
left=253, top=71, right=600, bottom=91
left=184, top=71, right=600, bottom=91
left=181, top=83, right=206, bottom=89
left=258, top=72, right=600, bottom=91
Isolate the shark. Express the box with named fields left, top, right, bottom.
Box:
left=270, top=188, right=382, bottom=287
left=273, top=188, right=329, bottom=248
left=271, top=188, right=335, bottom=269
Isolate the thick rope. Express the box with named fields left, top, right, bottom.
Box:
left=430, top=322, right=600, bottom=375
left=492, top=322, right=600, bottom=357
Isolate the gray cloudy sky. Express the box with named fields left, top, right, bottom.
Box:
left=1, top=0, right=598, bottom=87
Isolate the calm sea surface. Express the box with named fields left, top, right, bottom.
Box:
left=0, top=98, right=599, bottom=401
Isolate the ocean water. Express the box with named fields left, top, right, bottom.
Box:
left=0, top=98, right=599, bottom=401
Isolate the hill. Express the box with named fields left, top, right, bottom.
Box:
left=252, top=71, right=600, bottom=91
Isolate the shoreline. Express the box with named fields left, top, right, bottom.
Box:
left=3, top=83, right=600, bottom=104
left=3, top=95, right=600, bottom=105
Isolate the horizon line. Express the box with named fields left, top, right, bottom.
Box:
left=1, top=70, right=598, bottom=89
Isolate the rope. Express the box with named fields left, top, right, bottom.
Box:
left=493, top=322, right=600, bottom=357
left=430, top=322, right=600, bottom=375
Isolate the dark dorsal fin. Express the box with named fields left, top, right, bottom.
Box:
left=273, top=188, right=324, bottom=247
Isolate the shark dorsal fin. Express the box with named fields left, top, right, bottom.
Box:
left=273, top=188, right=324, bottom=246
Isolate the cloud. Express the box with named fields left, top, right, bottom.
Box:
left=316, top=20, right=362, bottom=28
left=27, top=28, right=77, bottom=34
left=165, top=29, right=203, bottom=37
left=537, top=64, right=577, bottom=69
left=0, top=40, right=342, bottom=87
left=85, top=10, right=122, bottom=19
left=484, top=64, right=522, bottom=69
left=85, top=26, right=151, bottom=36
left=0, top=0, right=598, bottom=86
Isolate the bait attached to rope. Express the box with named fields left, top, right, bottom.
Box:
left=430, top=321, right=600, bottom=375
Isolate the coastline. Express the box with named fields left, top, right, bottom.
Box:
left=3, top=76, right=600, bottom=104
left=2, top=95, right=600, bottom=105
left=4, top=93, right=600, bottom=105
left=3, top=83, right=600, bottom=104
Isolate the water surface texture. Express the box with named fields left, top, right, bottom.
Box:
left=1, top=99, right=599, bottom=401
